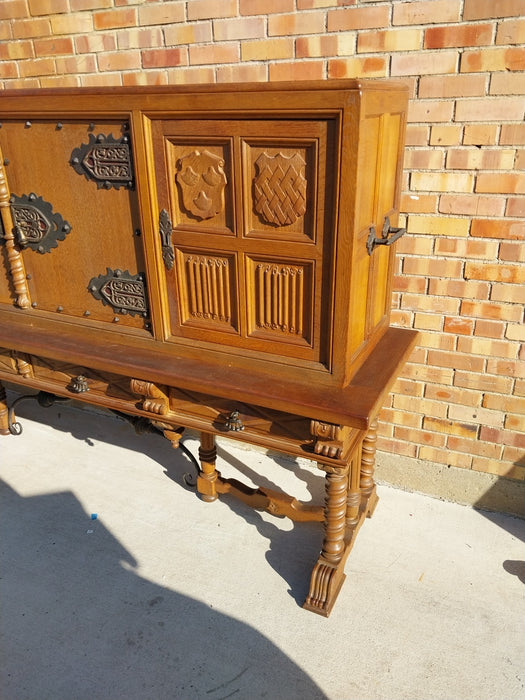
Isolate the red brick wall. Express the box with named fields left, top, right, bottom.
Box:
left=1, top=0, right=524, bottom=483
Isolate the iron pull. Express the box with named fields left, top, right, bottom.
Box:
left=159, top=208, right=174, bottom=270
left=366, top=215, right=406, bottom=255
left=69, top=375, right=90, bottom=393
left=225, top=410, right=244, bottom=432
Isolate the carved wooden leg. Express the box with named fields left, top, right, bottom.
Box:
left=360, top=419, right=379, bottom=518
left=345, top=452, right=362, bottom=528
left=197, top=431, right=218, bottom=503
left=0, top=380, right=9, bottom=435
left=304, top=465, right=349, bottom=617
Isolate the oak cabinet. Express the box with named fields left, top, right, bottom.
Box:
left=0, top=81, right=417, bottom=615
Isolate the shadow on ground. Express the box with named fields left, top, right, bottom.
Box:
left=0, top=477, right=327, bottom=700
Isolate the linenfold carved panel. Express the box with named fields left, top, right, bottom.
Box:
left=247, top=257, right=313, bottom=344
left=176, top=249, right=237, bottom=331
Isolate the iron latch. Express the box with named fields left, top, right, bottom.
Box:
left=366, top=215, right=406, bottom=255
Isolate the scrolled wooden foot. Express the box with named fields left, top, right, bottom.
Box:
left=304, top=464, right=349, bottom=616
left=303, top=560, right=346, bottom=617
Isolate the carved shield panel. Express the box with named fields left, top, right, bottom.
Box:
left=253, top=152, right=307, bottom=227
left=176, top=150, right=227, bottom=220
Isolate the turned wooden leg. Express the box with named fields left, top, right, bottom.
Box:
left=197, top=431, right=218, bottom=502
left=345, top=452, right=362, bottom=528
left=304, top=465, right=349, bottom=616
left=0, top=380, right=10, bottom=435
left=360, top=418, right=379, bottom=518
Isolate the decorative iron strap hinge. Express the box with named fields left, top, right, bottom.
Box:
left=366, top=215, right=406, bottom=255
left=9, top=193, right=72, bottom=254
left=70, top=131, right=134, bottom=190
left=88, top=267, right=149, bottom=318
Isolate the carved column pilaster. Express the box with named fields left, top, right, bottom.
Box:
left=345, top=452, right=362, bottom=528
left=360, top=418, right=378, bottom=498
left=0, top=146, right=30, bottom=308
left=360, top=419, right=379, bottom=518
left=320, top=466, right=349, bottom=564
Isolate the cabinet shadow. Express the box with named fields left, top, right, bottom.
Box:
left=0, top=476, right=328, bottom=700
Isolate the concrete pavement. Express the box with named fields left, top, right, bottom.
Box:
left=1, top=394, right=524, bottom=700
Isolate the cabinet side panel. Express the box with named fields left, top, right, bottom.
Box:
left=367, top=112, right=404, bottom=332
left=347, top=114, right=381, bottom=359
left=345, top=88, right=408, bottom=381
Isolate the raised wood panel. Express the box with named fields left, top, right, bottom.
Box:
left=367, top=112, right=405, bottom=334
left=375, top=112, right=403, bottom=221
left=166, top=139, right=234, bottom=234
left=356, top=115, right=381, bottom=233
left=0, top=119, right=148, bottom=331
left=243, top=140, right=317, bottom=242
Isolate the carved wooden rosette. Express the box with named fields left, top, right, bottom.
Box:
left=0, top=147, right=30, bottom=308
left=130, top=379, right=169, bottom=415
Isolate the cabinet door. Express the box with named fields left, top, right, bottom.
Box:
left=151, top=117, right=338, bottom=371
left=0, top=118, right=150, bottom=334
